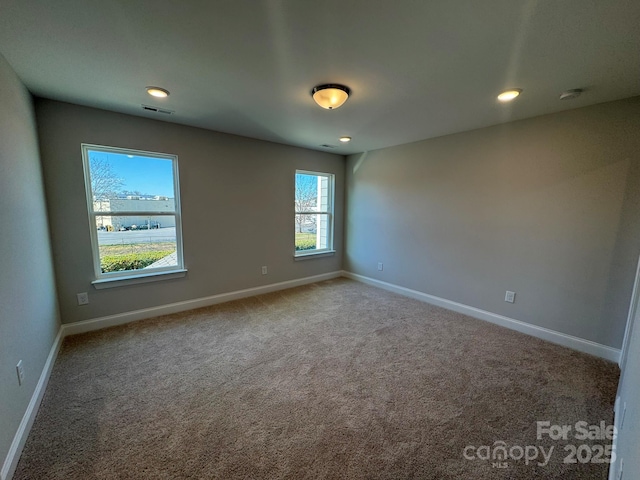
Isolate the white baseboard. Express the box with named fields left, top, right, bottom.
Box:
left=342, top=271, right=621, bottom=363
left=62, top=271, right=343, bottom=336
left=1, top=327, right=64, bottom=480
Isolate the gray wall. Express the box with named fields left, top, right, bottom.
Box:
left=345, top=97, right=640, bottom=348
left=0, top=55, right=60, bottom=469
left=35, top=100, right=345, bottom=324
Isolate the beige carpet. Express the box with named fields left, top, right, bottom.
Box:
left=14, top=278, right=618, bottom=479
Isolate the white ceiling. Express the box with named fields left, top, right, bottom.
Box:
left=1, top=0, right=639, bottom=155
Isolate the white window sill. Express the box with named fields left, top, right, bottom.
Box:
left=294, top=250, right=336, bottom=261
left=92, top=269, right=187, bottom=289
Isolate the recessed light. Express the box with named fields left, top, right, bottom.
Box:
left=146, top=86, right=170, bottom=98
left=497, top=89, right=522, bottom=102
left=339, top=136, right=352, bottom=143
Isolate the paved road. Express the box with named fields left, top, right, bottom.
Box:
left=97, top=227, right=176, bottom=245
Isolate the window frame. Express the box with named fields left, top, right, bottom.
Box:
left=294, top=169, right=335, bottom=258
left=81, top=144, right=186, bottom=286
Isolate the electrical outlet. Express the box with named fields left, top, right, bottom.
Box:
left=77, top=292, right=89, bottom=305
left=377, top=262, right=383, bottom=271
left=16, top=360, right=25, bottom=386
left=505, top=291, right=516, bottom=303
left=261, top=266, right=268, bottom=275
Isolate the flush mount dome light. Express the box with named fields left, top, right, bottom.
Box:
left=339, top=136, right=352, bottom=143
left=497, top=88, right=522, bottom=102
left=312, top=84, right=350, bottom=110
left=146, top=86, right=170, bottom=98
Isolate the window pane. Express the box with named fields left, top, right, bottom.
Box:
left=295, top=173, right=320, bottom=212
left=95, top=215, right=177, bottom=273
left=295, top=213, right=329, bottom=251
left=87, top=150, right=175, bottom=208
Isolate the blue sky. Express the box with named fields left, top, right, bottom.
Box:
left=89, top=150, right=175, bottom=197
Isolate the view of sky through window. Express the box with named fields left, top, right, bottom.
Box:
left=88, top=150, right=174, bottom=197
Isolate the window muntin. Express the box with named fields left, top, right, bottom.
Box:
left=82, top=144, right=184, bottom=279
left=295, top=170, right=334, bottom=255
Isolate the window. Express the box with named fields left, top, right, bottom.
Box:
left=82, top=144, right=185, bottom=285
left=295, top=170, right=334, bottom=256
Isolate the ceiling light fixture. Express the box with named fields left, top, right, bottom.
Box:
left=497, top=89, right=522, bottom=102
left=312, top=84, right=350, bottom=110
left=339, top=136, right=352, bottom=143
left=146, top=86, right=170, bottom=98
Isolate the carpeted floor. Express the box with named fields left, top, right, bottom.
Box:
left=14, top=278, right=618, bottom=479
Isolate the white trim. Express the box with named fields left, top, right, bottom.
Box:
left=92, top=269, right=187, bottom=289
left=294, top=250, right=336, bottom=260
left=1, top=327, right=64, bottom=480
left=90, top=210, right=176, bottom=216
left=64, top=271, right=343, bottom=336
left=619, top=255, right=640, bottom=370
left=342, top=271, right=621, bottom=363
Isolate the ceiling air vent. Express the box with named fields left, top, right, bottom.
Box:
left=559, top=89, right=583, bottom=100
left=320, top=144, right=336, bottom=148
left=141, top=104, right=174, bottom=115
